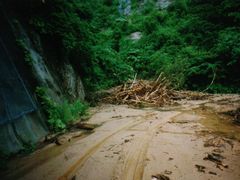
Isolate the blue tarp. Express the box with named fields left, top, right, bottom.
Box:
left=0, top=37, right=36, bottom=125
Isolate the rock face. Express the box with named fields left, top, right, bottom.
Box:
left=138, top=0, right=172, bottom=9
left=129, top=32, right=142, bottom=41
left=118, top=0, right=131, bottom=15
left=0, top=2, right=85, bottom=154
left=156, top=0, right=172, bottom=9
left=14, top=22, right=85, bottom=102
left=62, top=64, right=85, bottom=101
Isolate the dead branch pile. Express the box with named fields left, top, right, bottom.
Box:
left=103, top=74, right=174, bottom=106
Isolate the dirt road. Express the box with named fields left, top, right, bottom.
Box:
left=3, top=94, right=240, bottom=180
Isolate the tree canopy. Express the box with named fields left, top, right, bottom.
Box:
left=17, top=0, right=240, bottom=92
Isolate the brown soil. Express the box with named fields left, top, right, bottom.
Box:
left=2, top=94, right=240, bottom=180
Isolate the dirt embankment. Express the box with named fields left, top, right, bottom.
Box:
left=2, top=94, right=240, bottom=180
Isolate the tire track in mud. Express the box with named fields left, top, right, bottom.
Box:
left=113, top=111, right=196, bottom=180
left=58, top=112, right=158, bottom=180
left=113, top=132, right=153, bottom=180
left=112, top=118, right=170, bottom=180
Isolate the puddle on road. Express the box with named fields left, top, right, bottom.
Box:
left=194, top=107, right=240, bottom=140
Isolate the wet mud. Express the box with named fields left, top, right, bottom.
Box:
left=1, top=94, right=240, bottom=180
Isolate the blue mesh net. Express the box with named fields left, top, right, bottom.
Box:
left=0, top=37, right=37, bottom=125
left=0, top=7, right=48, bottom=154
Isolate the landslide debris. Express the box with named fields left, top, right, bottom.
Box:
left=103, top=75, right=209, bottom=107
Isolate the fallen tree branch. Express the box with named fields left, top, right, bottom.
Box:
left=202, top=67, right=216, bottom=93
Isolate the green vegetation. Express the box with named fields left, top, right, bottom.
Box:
left=20, top=142, right=36, bottom=154
left=24, top=0, right=240, bottom=93
left=28, top=0, right=133, bottom=91
left=16, top=39, right=33, bottom=65
left=119, top=0, right=240, bottom=92
left=36, top=87, right=88, bottom=132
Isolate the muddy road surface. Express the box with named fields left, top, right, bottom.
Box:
left=2, top=94, right=240, bottom=180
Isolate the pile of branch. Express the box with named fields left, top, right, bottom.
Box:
left=103, top=74, right=174, bottom=107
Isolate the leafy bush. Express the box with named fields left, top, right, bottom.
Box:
left=36, top=87, right=88, bottom=132
left=152, top=26, right=182, bottom=49
left=172, top=0, right=189, bottom=12
left=214, top=28, right=240, bottom=66
left=47, top=100, right=88, bottom=131
left=150, top=47, right=190, bottom=88
left=207, top=84, right=240, bottom=94
left=83, top=53, right=133, bottom=90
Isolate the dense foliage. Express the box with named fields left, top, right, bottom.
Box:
left=36, top=87, right=88, bottom=132
left=27, top=0, right=133, bottom=91
left=27, top=0, right=240, bottom=92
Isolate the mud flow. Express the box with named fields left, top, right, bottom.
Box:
left=2, top=94, right=240, bottom=180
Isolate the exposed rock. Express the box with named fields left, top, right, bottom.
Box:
left=76, top=123, right=96, bottom=131
left=203, top=152, right=228, bottom=170
left=164, top=170, right=172, bottom=175
left=112, top=115, right=122, bottom=118
left=209, top=171, right=217, bottom=175
left=62, top=64, right=85, bottom=101
left=195, top=164, right=206, bottom=173
left=152, top=174, right=170, bottom=180
left=68, top=131, right=84, bottom=139
left=45, top=133, right=60, bottom=142
left=56, top=135, right=72, bottom=145
left=156, top=0, right=172, bottom=9
left=53, top=131, right=84, bottom=145
left=216, top=163, right=228, bottom=170
left=129, top=32, right=142, bottom=41
left=118, top=0, right=131, bottom=15
left=203, top=153, right=224, bottom=163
